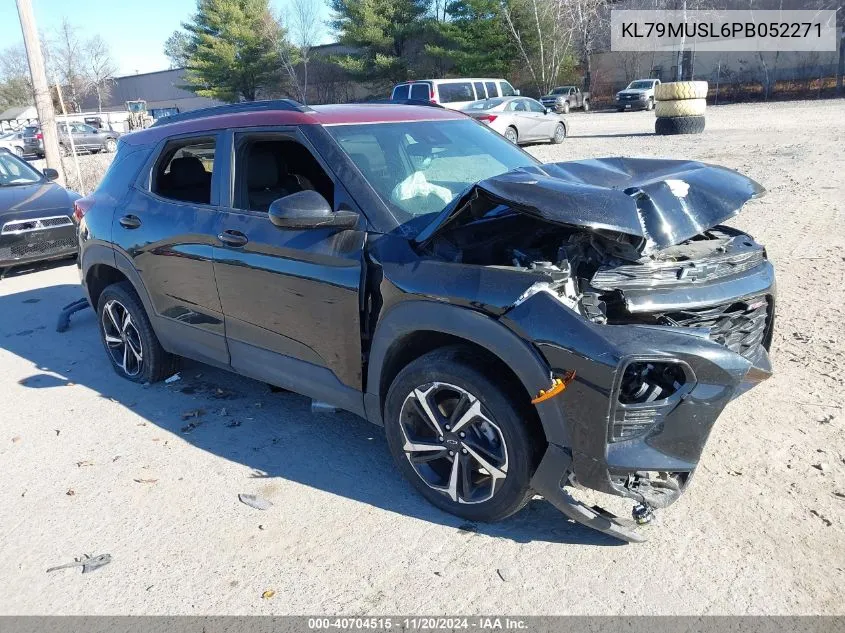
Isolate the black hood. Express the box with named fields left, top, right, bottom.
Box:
left=0, top=181, right=77, bottom=222
left=417, top=157, right=765, bottom=251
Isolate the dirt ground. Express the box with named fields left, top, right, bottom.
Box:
left=2, top=100, right=843, bottom=615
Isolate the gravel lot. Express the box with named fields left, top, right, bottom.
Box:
left=2, top=100, right=843, bottom=615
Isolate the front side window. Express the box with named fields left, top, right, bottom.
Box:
left=392, top=84, right=410, bottom=100
left=327, top=119, right=537, bottom=233
left=151, top=138, right=216, bottom=205
left=527, top=100, right=545, bottom=113
left=232, top=134, right=334, bottom=213
left=437, top=82, right=474, bottom=103
left=0, top=151, right=42, bottom=186
left=499, top=81, right=515, bottom=97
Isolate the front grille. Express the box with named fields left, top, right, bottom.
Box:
left=0, top=235, right=77, bottom=261
left=2, top=215, right=73, bottom=235
left=663, top=296, right=772, bottom=357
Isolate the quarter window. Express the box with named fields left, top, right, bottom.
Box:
left=485, top=81, right=498, bottom=97
left=151, top=138, right=216, bottom=205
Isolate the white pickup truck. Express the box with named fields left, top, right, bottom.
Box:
left=615, top=79, right=661, bottom=112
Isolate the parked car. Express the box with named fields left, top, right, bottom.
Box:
left=23, top=122, right=120, bottom=157
left=0, top=131, right=26, bottom=157
left=77, top=100, right=774, bottom=542
left=390, top=78, right=520, bottom=110
left=462, top=97, right=567, bottom=145
left=0, top=148, right=80, bottom=270
left=540, top=86, right=590, bottom=114
left=616, top=78, right=661, bottom=111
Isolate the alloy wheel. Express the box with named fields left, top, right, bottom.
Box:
left=504, top=128, right=518, bottom=144
left=101, top=299, right=144, bottom=376
left=398, top=382, right=508, bottom=504
left=104, top=138, right=117, bottom=152
left=554, top=124, right=566, bottom=142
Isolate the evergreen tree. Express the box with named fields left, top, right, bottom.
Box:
left=182, top=0, right=284, bottom=102
left=329, top=0, right=430, bottom=84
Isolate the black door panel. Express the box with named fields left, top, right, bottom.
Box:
left=214, top=215, right=365, bottom=389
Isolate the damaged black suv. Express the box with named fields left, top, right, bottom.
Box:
left=76, top=100, right=774, bottom=542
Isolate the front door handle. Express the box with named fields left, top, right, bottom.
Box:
left=119, top=214, right=141, bottom=229
left=218, top=230, right=248, bottom=247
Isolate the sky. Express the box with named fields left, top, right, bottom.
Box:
left=0, top=0, right=333, bottom=76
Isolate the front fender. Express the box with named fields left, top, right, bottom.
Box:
left=364, top=300, right=570, bottom=445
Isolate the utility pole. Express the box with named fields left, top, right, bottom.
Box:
left=16, top=0, right=63, bottom=182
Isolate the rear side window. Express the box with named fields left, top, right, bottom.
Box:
left=485, top=81, right=498, bottom=97
left=392, top=84, right=410, bottom=99
left=409, top=83, right=430, bottom=100
left=437, top=82, right=474, bottom=103
left=151, top=138, right=216, bottom=205
left=499, top=81, right=516, bottom=97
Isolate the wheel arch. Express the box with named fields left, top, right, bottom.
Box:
left=364, top=301, right=568, bottom=446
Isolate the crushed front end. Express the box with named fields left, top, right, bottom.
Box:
left=417, top=158, right=775, bottom=541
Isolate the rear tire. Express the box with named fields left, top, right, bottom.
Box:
left=96, top=281, right=179, bottom=383
left=655, top=115, right=706, bottom=135
left=384, top=346, right=540, bottom=523
left=14, top=147, right=24, bottom=157
left=504, top=126, right=518, bottom=144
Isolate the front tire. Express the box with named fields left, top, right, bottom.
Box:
left=551, top=122, right=566, bottom=144
left=384, top=346, right=539, bottom=523
left=96, top=281, right=178, bottom=383
left=103, top=137, right=117, bottom=153
left=562, top=101, right=570, bottom=114
left=582, top=100, right=590, bottom=112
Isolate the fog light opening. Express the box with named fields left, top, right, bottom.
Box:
left=619, top=362, right=686, bottom=405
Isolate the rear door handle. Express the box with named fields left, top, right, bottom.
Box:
left=218, top=230, right=248, bottom=247
left=119, top=214, right=141, bottom=229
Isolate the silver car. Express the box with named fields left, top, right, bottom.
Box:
left=461, top=97, right=567, bottom=145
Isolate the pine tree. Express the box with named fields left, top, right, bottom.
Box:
left=182, top=0, right=284, bottom=102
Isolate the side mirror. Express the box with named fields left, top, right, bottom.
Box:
left=544, top=107, right=552, bottom=114
left=268, top=190, right=359, bottom=231
left=43, top=168, right=59, bottom=181
left=513, top=89, right=521, bottom=96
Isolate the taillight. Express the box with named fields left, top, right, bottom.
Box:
left=73, top=197, right=94, bottom=223
left=477, top=114, right=498, bottom=123
left=36, top=132, right=43, bottom=140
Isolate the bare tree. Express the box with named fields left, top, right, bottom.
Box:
left=50, top=18, right=91, bottom=112
left=276, top=0, right=321, bottom=103
left=501, top=0, right=575, bottom=96
left=567, top=0, right=608, bottom=89
left=86, top=35, right=117, bottom=112
left=0, top=44, right=34, bottom=108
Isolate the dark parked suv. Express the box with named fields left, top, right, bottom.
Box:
left=76, top=100, right=775, bottom=542
left=24, top=122, right=120, bottom=157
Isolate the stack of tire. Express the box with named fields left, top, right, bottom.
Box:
left=654, top=81, right=708, bottom=135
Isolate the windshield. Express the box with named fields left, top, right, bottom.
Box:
left=0, top=151, right=43, bottom=186
left=627, top=81, right=654, bottom=90
left=327, top=119, right=537, bottom=234
left=463, top=98, right=507, bottom=110
left=551, top=86, right=574, bottom=94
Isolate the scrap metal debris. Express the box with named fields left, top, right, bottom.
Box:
left=134, top=478, right=158, bottom=484
left=238, top=494, right=273, bottom=511
left=47, top=553, right=111, bottom=574
left=165, top=373, right=181, bottom=384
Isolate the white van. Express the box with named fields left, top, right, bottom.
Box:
left=390, top=78, right=520, bottom=110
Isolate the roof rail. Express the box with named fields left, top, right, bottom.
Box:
left=363, top=98, right=444, bottom=109
left=150, top=99, right=312, bottom=127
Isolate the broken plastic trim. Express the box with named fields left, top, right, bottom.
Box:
left=532, top=370, right=576, bottom=404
